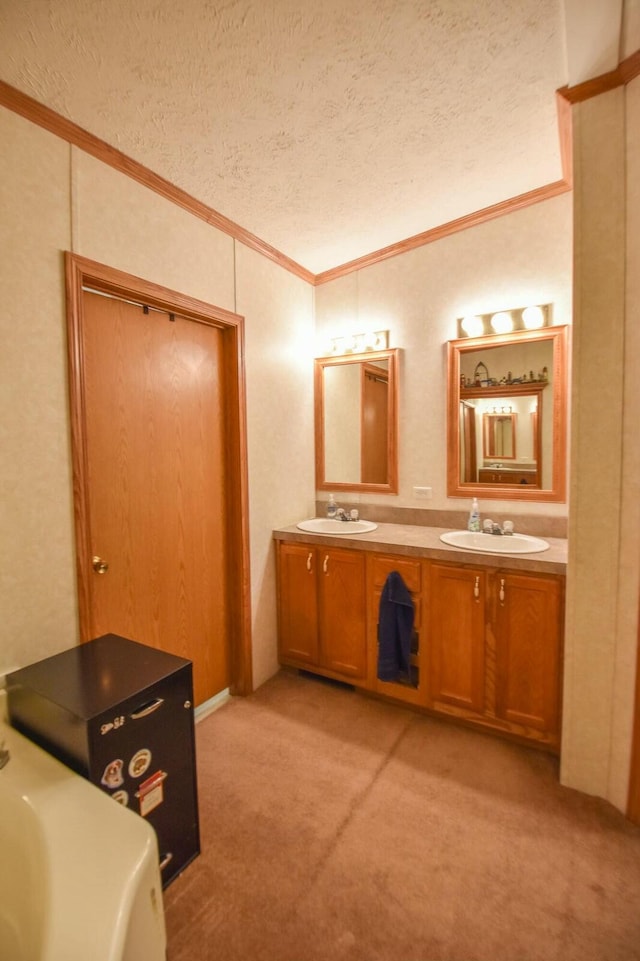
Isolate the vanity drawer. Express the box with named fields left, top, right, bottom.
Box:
left=370, top=555, right=422, bottom=593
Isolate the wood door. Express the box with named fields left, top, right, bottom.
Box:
left=80, top=290, right=228, bottom=705
left=319, top=547, right=367, bottom=678
left=460, top=401, right=477, bottom=483
left=361, top=364, right=388, bottom=484
left=493, top=572, right=563, bottom=736
left=277, top=543, right=319, bottom=664
left=428, top=563, right=486, bottom=713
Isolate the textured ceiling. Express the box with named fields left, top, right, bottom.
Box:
left=0, top=1, right=624, bottom=273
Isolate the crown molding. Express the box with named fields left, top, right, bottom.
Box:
left=557, top=48, right=640, bottom=105
left=0, top=79, right=315, bottom=285
left=0, top=65, right=601, bottom=288
left=313, top=179, right=571, bottom=285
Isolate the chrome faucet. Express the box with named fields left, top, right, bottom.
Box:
left=482, top=519, right=514, bottom=536
left=335, top=508, right=359, bottom=522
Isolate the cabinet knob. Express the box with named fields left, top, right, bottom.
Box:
left=92, top=555, right=109, bottom=574
left=474, top=575, right=480, bottom=600
left=323, top=554, right=329, bottom=574
left=499, top=578, right=505, bottom=604
left=306, top=552, right=313, bottom=572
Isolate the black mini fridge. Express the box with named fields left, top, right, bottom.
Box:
left=7, top=633, right=200, bottom=888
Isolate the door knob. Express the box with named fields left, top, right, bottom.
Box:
left=92, top=556, right=109, bottom=574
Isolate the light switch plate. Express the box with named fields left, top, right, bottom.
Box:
left=413, top=486, right=432, bottom=499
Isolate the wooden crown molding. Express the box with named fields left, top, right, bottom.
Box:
left=313, top=180, right=571, bottom=285
left=557, top=48, right=640, bottom=105
left=8, top=47, right=639, bottom=288
left=0, top=79, right=315, bottom=286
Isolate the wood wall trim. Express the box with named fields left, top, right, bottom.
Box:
left=1, top=80, right=314, bottom=285
left=628, top=590, right=640, bottom=824
left=555, top=90, right=574, bottom=189
left=8, top=45, right=636, bottom=288
left=1, top=76, right=572, bottom=287
left=314, top=180, right=571, bottom=285
left=557, top=49, right=640, bottom=105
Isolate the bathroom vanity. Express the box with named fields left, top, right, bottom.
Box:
left=274, top=523, right=567, bottom=752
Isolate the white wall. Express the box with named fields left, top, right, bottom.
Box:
left=0, top=109, right=77, bottom=673
left=235, top=243, right=315, bottom=685
left=0, top=106, right=315, bottom=689
left=561, top=79, right=640, bottom=811
left=315, top=194, right=573, bottom=518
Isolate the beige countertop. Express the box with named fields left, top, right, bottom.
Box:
left=273, top=522, right=568, bottom=574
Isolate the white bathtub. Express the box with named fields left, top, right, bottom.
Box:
left=0, top=694, right=166, bottom=961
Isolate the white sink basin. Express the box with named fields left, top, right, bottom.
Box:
left=297, top=518, right=378, bottom=535
left=440, top=530, right=549, bottom=554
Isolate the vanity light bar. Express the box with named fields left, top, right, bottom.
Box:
left=324, top=329, right=390, bottom=355
left=457, top=304, right=552, bottom=339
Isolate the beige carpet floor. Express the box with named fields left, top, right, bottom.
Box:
left=164, top=670, right=640, bottom=961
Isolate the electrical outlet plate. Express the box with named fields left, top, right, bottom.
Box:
left=413, top=486, right=432, bottom=499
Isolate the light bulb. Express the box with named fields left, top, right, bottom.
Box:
left=522, top=305, right=544, bottom=329
left=491, top=311, right=513, bottom=334
left=461, top=315, right=483, bottom=337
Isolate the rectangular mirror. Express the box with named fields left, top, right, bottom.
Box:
left=447, top=326, right=568, bottom=502
left=315, top=348, right=399, bottom=493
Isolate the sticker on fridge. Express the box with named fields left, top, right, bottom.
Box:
left=101, top=758, right=124, bottom=789
left=128, top=748, right=152, bottom=779
left=136, top=770, right=167, bottom=817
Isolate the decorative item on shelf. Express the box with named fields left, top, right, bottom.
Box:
left=473, top=361, right=490, bottom=386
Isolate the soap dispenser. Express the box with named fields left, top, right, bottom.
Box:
left=468, top=497, right=480, bottom=532
left=326, top=494, right=338, bottom=519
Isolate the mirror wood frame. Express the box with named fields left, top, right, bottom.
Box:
left=447, top=326, right=568, bottom=502
left=315, top=348, right=399, bottom=493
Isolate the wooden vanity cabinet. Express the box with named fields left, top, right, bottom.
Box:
left=427, top=560, right=564, bottom=748
left=276, top=537, right=564, bottom=751
left=477, top=468, right=537, bottom=485
left=276, top=542, right=367, bottom=681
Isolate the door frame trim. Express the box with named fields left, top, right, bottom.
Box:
left=64, top=252, right=253, bottom=696
left=628, top=590, right=640, bottom=823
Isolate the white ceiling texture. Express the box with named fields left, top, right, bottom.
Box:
left=0, top=1, right=635, bottom=275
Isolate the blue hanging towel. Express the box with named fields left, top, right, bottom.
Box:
left=377, top=570, right=415, bottom=685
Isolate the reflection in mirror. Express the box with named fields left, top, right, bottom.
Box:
left=447, top=326, right=568, bottom=502
left=483, top=412, right=516, bottom=459
left=315, top=348, right=399, bottom=493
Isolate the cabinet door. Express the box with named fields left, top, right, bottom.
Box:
left=493, top=572, right=563, bottom=737
left=319, top=547, right=367, bottom=678
left=277, top=543, right=319, bottom=664
left=428, top=563, right=486, bottom=714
